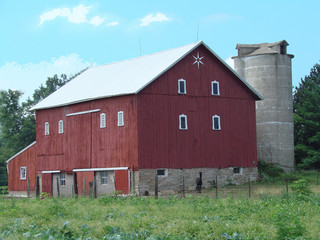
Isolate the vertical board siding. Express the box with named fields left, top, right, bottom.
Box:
left=7, top=143, right=36, bottom=192
left=138, top=45, right=258, bottom=169
left=115, top=170, right=129, bottom=194
left=35, top=95, right=138, bottom=174
left=76, top=171, right=94, bottom=196
left=41, top=173, right=52, bottom=195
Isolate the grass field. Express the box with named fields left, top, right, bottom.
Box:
left=1, top=171, right=320, bottom=239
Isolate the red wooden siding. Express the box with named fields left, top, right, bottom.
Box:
left=115, top=170, right=129, bottom=194
left=35, top=95, right=138, bottom=173
left=7, top=143, right=36, bottom=192
left=76, top=171, right=94, bottom=196
left=42, top=173, right=52, bottom=195
left=137, top=45, right=258, bottom=169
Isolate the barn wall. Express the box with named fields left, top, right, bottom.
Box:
left=7, top=143, right=36, bottom=195
left=35, top=95, right=138, bottom=172
left=137, top=45, right=258, bottom=169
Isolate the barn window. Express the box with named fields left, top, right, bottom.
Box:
left=157, top=169, right=168, bottom=177
left=100, top=113, right=106, bottom=128
left=58, top=120, right=64, bottom=134
left=233, top=167, right=242, bottom=174
left=178, top=79, right=186, bottom=94
left=20, top=167, right=27, bottom=180
left=211, top=81, right=220, bottom=95
left=118, top=111, right=124, bottom=126
left=45, top=122, right=49, bottom=135
left=60, top=172, right=66, bottom=186
left=179, top=114, right=188, bottom=130
left=212, top=115, right=221, bottom=130
left=101, top=171, right=108, bottom=184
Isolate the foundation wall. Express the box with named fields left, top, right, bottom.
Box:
left=135, top=167, right=258, bottom=195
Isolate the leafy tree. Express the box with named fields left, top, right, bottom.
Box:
left=293, top=63, right=320, bottom=169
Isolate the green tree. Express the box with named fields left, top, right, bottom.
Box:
left=293, top=62, right=320, bottom=169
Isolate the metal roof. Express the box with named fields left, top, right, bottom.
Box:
left=31, top=41, right=262, bottom=111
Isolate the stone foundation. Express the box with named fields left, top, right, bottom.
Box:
left=134, top=167, right=258, bottom=196
left=8, top=191, right=36, bottom=198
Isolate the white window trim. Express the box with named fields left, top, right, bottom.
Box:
left=233, top=167, right=243, bottom=174
left=101, top=171, right=108, bottom=184
left=212, top=115, right=221, bottom=130
left=20, top=166, right=27, bottom=180
left=179, top=114, right=188, bottom=130
left=60, top=172, right=66, bottom=186
left=100, top=113, right=106, bottom=128
left=118, top=111, right=124, bottom=127
left=157, top=169, right=168, bottom=177
left=211, top=81, right=220, bottom=96
left=45, top=122, right=49, bottom=135
left=178, top=79, right=186, bottom=94
left=58, top=120, right=64, bottom=134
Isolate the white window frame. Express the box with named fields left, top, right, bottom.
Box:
left=100, top=113, right=106, bottom=128
left=118, top=111, right=124, bottom=127
left=58, top=120, right=63, bottom=134
left=101, top=171, right=108, bottom=184
left=20, top=167, right=27, bottom=180
left=179, top=114, right=188, bottom=130
left=60, top=172, right=66, bottom=186
left=212, top=115, right=221, bottom=130
left=157, top=169, right=168, bottom=177
left=211, top=81, right=220, bottom=96
left=233, top=167, right=243, bottom=174
left=45, top=122, right=49, bottom=135
left=178, top=79, right=186, bottom=94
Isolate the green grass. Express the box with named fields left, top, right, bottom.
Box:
left=1, top=193, right=320, bottom=239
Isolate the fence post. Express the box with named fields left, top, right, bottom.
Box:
left=286, top=178, right=289, bottom=193
left=36, top=176, right=40, bottom=198
left=215, top=175, right=218, bottom=199
left=317, top=170, right=319, bottom=185
left=56, top=177, right=60, bottom=198
left=182, top=175, right=185, bottom=198
left=83, top=178, right=86, bottom=196
left=155, top=175, right=158, bottom=199
left=27, top=178, right=30, bottom=198
left=248, top=177, right=251, bottom=198
left=93, top=173, right=97, bottom=198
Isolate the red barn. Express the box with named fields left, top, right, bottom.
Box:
left=7, top=41, right=262, bottom=197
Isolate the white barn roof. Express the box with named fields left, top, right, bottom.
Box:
left=31, top=41, right=262, bottom=110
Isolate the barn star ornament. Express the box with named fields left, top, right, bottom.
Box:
left=192, top=52, right=204, bottom=68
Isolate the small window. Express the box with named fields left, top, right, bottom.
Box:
left=100, top=113, right=106, bottom=128
left=233, top=167, right=242, bottom=174
left=157, top=169, right=168, bottom=177
left=60, top=172, right=66, bottom=186
left=118, top=111, right=124, bottom=126
left=58, top=120, right=63, bottom=134
left=20, top=167, right=26, bottom=180
left=212, top=115, right=221, bottom=130
left=45, top=122, right=49, bottom=135
left=179, top=114, right=188, bottom=130
left=178, top=79, right=186, bottom=94
left=211, top=81, right=220, bottom=95
left=101, top=171, right=108, bottom=184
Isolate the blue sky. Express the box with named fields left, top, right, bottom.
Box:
left=0, top=0, right=319, bottom=100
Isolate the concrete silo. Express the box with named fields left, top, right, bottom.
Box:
left=233, top=40, right=294, bottom=171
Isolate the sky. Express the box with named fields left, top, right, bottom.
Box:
left=0, top=0, right=319, bottom=101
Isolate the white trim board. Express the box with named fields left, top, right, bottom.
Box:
left=73, top=167, right=128, bottom=172
left=66, top=109, right=100, bottom=117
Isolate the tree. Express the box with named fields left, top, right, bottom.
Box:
left=293, top=62, right=320, bottom=169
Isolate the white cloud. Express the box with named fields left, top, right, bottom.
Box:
left=0, top=54, right=93, bottom=100
left=225, top=57, right=234, bottom=69
left=140, top=13, right=170, bottom=26
left=107, top=21, right=119, bottom=26
left=39, top=4, right=106, bottom=26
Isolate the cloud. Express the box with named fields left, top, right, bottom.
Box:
left=0, top=54, right=93, bottom=100
left=107, top=21, right=119, bottom=26
left=39, top=4, right=106, bottom=26
left=140, top=13, right=170, bottom=26
left=225, top=57, right=234, bottom=69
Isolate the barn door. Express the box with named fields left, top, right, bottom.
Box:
left=41, top=173, right=53, bottom=196
left=115, top=170, right=129, bottom=194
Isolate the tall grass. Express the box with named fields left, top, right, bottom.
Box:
left=1, top=192, right=320, bottom=239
